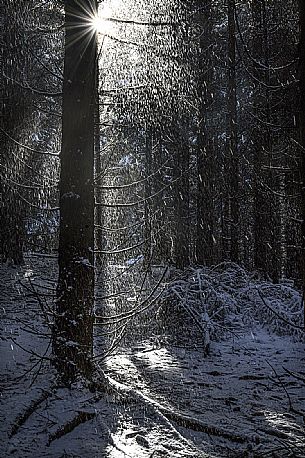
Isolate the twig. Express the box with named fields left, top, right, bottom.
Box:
left=283, top=367, right=305, bottom=384
left=9, top=336, right=51, bottom=361
left=266, top=361, right=304, bottom=417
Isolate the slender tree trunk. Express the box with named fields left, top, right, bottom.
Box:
left=152, top=129, right=171, bottom=263
left=299, top=0, right=305, bottom=310
left=227, top=0, right=239, bottom=262
left=53, top=0, right=97, bottom=383
left=252, top=0, right=269, bottom=278
left=262, top=2, right=280, bottom=283
left=95, top=61, right=103, bottom=260
left=196, top=1, right=215, bottom=266
left=252, top=0, right=280, bottom=282
left=143, top=126, right=152, bottom=269
left=173, top=119, right=190, bottom=269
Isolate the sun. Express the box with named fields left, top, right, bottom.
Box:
left=91, top=16, right=107, bottom=33
left=91, top=5, right=113, bottom=35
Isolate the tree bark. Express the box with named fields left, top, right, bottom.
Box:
left=196, top=1, right=216, bottom=266
left=152, top=130, right=172, bottom=263
left=95, top=62, right=102, bottom=250
left=252, top=0, right=280, bottom=282
left=173, top=119, right=190, bottom=269
left=0, top=0, right=29, bottom=265
left=143, top=126, right=153, bottom=269
left=53, top=0, right=97, bottom=383
left=227, top=0, right=239, bottom=263
left=252, top=0, right=267, bottom=277
left=299, top=0, right=305, bottom=307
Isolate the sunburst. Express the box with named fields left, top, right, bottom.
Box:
left=90, top=2, right=119, bottom=36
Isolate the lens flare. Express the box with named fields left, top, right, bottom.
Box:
left=91, top=5, right=113, bottom=35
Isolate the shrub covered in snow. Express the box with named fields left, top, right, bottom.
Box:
left=158, top=263, right=304, bottom=347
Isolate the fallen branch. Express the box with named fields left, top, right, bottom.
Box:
left=47, top=411, right=96, bottom=445
left=257, top=427, right=291, bottom=440
left=159, top=408, right=247, bottom=443
left=9, top=390, right=52, bottom=438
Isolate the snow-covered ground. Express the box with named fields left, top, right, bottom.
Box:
left=0, top=259, right=304, bottom=457
left=106, top=327, right=305, bottom=457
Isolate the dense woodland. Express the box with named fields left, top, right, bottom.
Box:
left=1, top=1, right=305, bottom=457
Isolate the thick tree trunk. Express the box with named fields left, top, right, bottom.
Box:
left=53, top=0, right=97, bottom=383
left=0, top=0, right=28, bottom=265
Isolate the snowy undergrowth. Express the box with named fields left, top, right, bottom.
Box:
left=159, top=262, right=304, bottom=347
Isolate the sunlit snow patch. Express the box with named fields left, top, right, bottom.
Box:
left=24, top=269, right=33, bottom=278
left=126, top=255, right=143, bottom=266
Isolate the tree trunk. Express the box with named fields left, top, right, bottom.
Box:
left=0, top=0, right=29, bottom=265
left=95, top=61, right=104, bottom=267
left=143, top=126, right=152, bottom=270
left=152, top=129, right=172, bottom=264
left=196, top=1, right=216, bottom=266
left=299, top=0, right=305, bottom=305
left=227, top=0, right=239, bottom=262
left=252, top=0, right=266, bottom=277
left=53, top=0, right=97, bottom=383
left=252, top=0, right=280, bottom=282
left=173, top=120, right=190, bottom=269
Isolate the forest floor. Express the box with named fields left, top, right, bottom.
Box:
left=0, top=258, right=305, bottom=458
